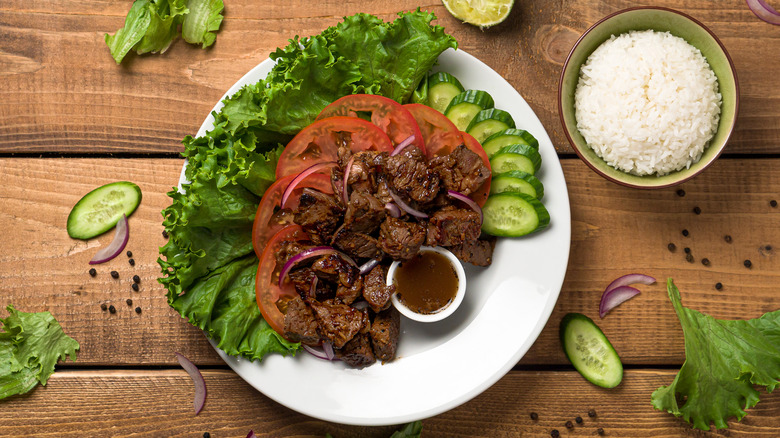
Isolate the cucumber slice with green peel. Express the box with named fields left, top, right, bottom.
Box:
left=466, top=108, right=516, bottom=143
left=483, top=128, right=539, bottom=157
left=490, top=170, right=544, bottom=199
left=444, top=90, right=495, bottom=130
left=560, top=313, right=623, bottom=388
left=481, top=192, right=549, bottom=237
left=67, top=181, right=142, bottom=239
left=427, top=72, right=464, bottom=112
left=489, top=144, right=542, bottom=175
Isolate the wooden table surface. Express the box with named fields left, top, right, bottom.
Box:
left=1, top=0, right=779, bottom=436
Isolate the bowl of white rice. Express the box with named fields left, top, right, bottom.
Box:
left=558, top=7, right=739, bottom=188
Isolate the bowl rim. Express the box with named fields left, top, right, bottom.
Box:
left=557, top=6, right=740, bottom=189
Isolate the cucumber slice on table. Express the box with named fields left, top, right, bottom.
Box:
left=67, top=181, right=142, bottom=239
left=445, top=90, right=495, bottom=130
left=466, top=108, right=516, bottom=143
left=427, top=72, right=464, bottom=112
left=490, top=170, right=544, bottom=199
left=489, top=144, right=542, bottom=175
left=560, top=313, right=623, bottom=388
left=481, top=192, right=549, bottom=237
left=483, top=128, right=539, bottom=157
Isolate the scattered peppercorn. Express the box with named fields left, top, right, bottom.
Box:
left=667, top=243, right=676, bottom=252
left=109, top=305, right=116, bottom=314
left=682, top=229, right=689, bottom=237
left=162, top=230, right=169, bottom=239
left=686, top=254, right=694, bottom=263
left=565, top=421, right=574, bottom=429
left=550, top=430, right=560, bottom=438
left=530, top=412, right=539, bottom=421
left=203, top=433, right=211, bottom=438
left=100, top=303, right=107, bottom=311
left=771, top=200, right=777, bottom=208
left=129, top=258, right=135, bottom=266
left=715, top=282, right=723, bottom=290
left=126, top=251, right=133, bottom=257
left=693, top=206, right=701, bottom=215
left=110, top=270, right=119, bottom=279
left=588, top=409, right=597, bottom=418
left=597, top=428, right=605, bottom=436
left=684, top=247, right=691, bottom=254
left=744, top=259, right=752, bottom=268
left=133, top=275, right=141, bottom=284
left=766, top=245, right=773, bottom=251
left=724, top=235, right=732, bottom=243
left=126, top=299, right=133, bottom=306
left=701, top=258, right=710, bottom=266
left=575, top=416, right=583, bottom=424
left=131, top=283, right=139, bottom=292
left=89, top=268, right=97, bottom=277
left=135, top=306, right=142, bottom=314
left=677, top=189, right=685, bottom=197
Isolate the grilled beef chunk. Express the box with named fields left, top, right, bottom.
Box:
left=283, top=296, right=320, bottom=346
left=450, top=237, right=496, bottom=267
left=331, top=226, right=381, bottom=260
left=310, top=300, right=365, bottom=348
left=312, top=253, right=359, bottom=288
left=385, top=146, right=440, bottom=203
left=370, top=307, right=400, bottom=362
left=288, top=268, right=335, bottom=301
left=363, top=264, right=394, bottom=312
left=336, top=332, right=376, bottom=368
left=378, top=217, right=426, bottom=261
left=337, top=275, right=363, bottom=305
left=429, top=144, right=490, bottom=195
left=293, top=188, right=343, bottom=244
left=275, top=240, right=313, bottom=266
left=344, top=189, right=385, bottom=234
left=426, top=206, right=482, bottom=247
left=374, top=175, right=394, bottom=205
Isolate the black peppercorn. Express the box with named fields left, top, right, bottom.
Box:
left=766, top=245, right=773, bottom=251
left=684, top=247, right=691, bottom=254
left=100, top=303, right=107, bottom=311
left=597, top=428, right=605, bottom=436
left=724, top=235, right=732, bottom=243
left=89, top=268, right=97, bottom=277
left=693, top=206, right=701, bottom=215
left=744, top=259, right=752, bottom=268
left=677, top=189, right=685, bottom=197
left=682, top=229, right=689, bottom=237
left=715, top=282, right=723, bottom=290
left=575, top=416, right=583, bottom=424
left=135, top=307, right=142, bottom=314
left=667, top=243, right=676, bottom=252
left=588, top=409, right=597, bottom=418
left=133, top=275, right=141, bottom=284
left=565, top=421, right=574, bottom=429
left=550, top=430, right=560, bottom=438
left=203, top=433, right=211, bottom=438
left=129, top=258, right=135, bottom=266
left=771, top=200, right=777, bottom=208
left=126, top=251, right=133, bottom=257
left=701, top=258, right=710, bottom=266
left=131, top=283, right=139, bottom=292
left=108, top=305, right=116, bottom=314
left=530, top=412, right=539, bottom=421
left=686, top=254, right=694, bottom=263
left=126, top=299, right=133, bottom=306
left=162, top=230, right=169, bottom=239
left=110, top=271, right=119, bottom=279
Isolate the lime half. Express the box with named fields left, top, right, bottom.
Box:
left=441, top=0, right=514, bottom=28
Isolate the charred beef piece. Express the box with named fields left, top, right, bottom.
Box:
left=344, top=189, right=386, bottom=234
left=275, top=240, right=313, bottom=266
left=337, top=275, right=363, bottom=305
left=370, top=307, right=400, bottom=362
left=450, top=237, right=496, bottom=267
left=293, top=188, right=343, bottom=244
left=378, top=216, right=427, bottom=261
left=310, top=300, right=365, bottom=348
left=374, top=175, right=394, bottom=205
left=331, top=225, right=381, bottom=260
left=429, top=144, right=490, bottom=196
left=312, top=253, right=359, bottom=289
left=426, top=206, right=482, bottom=247
left=384, top=146, right=440, bottom=203
left=363, top=264, right=395, bottom=313
left=283, top=296, right=320, bottom=346
left=336, top=332, right=376, bottom=368
left=287, top=267, right=335, bottom=301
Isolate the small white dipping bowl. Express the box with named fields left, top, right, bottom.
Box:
left=387, top=246, right=467, bottom=323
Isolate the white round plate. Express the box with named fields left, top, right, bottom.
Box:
left=185, top=48, right=571, bottom=426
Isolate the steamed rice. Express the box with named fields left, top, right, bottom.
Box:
left=574, top=30, right=722, bottom=176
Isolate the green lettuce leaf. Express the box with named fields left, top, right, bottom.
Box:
left=0, top=306, right=79, bottom=400
left=105, top=0, right=189, bottom=64
left=652, top=279, right=780, bottom=430
left=182, top=0, right=224, bottom=48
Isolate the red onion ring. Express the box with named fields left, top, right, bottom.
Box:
left=246, top=431, right=258, bottom=438
left=746, top=0, right=780, bottom=24
left=309, top=276, right=318, bottom=299
left=302, top=342, right=337, bottom=361
left=280, top=162, right=337, bottom=209
left=604, top=273, right=656, bottom=294
left=342, top=156, right=355, bottom=204
left=359, top=258, right=380, bottom=275
left=323, top=341, right=335, bottom=361
left=390, top=134, right=416, bottom=157
left=385, top=202, right=401, bottom=218
left=174, top=352, right=206, bottom=415
left=599, top=285, right=641, bottom=318
left=279, top=247, right=358, bottom=288
left=389, top=190, right=428, bottom=219
left=89, top=214, right=129, bottom=265
left=447, top=190, right=483, bottom=225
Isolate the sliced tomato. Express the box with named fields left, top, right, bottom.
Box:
left=317, top=95, right=425, bottom=154
left=256, top=224, right=309, bottom=337
left=276, top=116, right=393, bottom=179
left=461, top=132, right=492, bottom=207
left=252, top=172, right=333, bottom=257
left=404, top=103, right=463, bottom=160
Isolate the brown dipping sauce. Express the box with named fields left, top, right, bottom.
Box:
left=394, top=250, right=459, bottom=315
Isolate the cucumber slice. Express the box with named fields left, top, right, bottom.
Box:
left=491, top=170, right=544, bottom=199
left=427, top=72, right=464, bottom=113
left=489, top=144, right=542, bottom=175
left=444, top=90, right=495, bottom=130
left=466, top=108, right=516, bottom=143
left=481, top=192, right=549, bottom=237
left=67, top=181, right=142, bottom=239
left=483, top=128, right=539, bottom=157
left=560, top=313, right=623, bottom=388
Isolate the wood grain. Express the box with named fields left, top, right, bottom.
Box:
left=0, top=369, right=777, bottom=437
left=1, top=157, right=778, bottom=366
left=0, top=1, right=779, bottom=154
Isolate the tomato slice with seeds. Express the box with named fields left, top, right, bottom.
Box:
left=256, top=224, right=309, bottom=337
left=404, top=103, right=463, bottom=160
left=317, top=95, right=425, bottom=154
left=276, top=116, right=393, bottom=179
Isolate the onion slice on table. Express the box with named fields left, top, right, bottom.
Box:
left=390, top=134, right=416, bottom=157
left=604, top=273, right=656, bottom=293
left=599, top=286, right=642, bottom=318
left=174, top=352, right=206, bottom=415
left=746, top=0, right=780, bottom=25
left=89, top=214, right=129, bottom=265
left=389, top=190, right=428, bottom=219
left=278, top=247, right=358, bottom=287
left=281, top=162, right=337, bottom=209
left=246, top=431, right=258, bottom=438
left=447, top=190, right=483, bottom=225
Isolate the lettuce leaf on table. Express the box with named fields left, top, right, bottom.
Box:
left=652, top=280, right=780, bottom=430
left=159, top=11, right=456, bottom=363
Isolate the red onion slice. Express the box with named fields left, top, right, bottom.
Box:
left=279, top=246, right=358, bottom=288
left=89, top=214, right=129, bottom=265
left=604, top=273, right=656, bottom=293
left=246, top=431, right=257, bottom=438
left=342, top=156, right=355, bottom=204
left=747, top=0, right=780, bottom=24
left=390, top=134, right=416, bottom=156
left=359, top=258, right=380, bottom=275
left=323, top=341, right=335, bottom=361
left=302, top=342, right=337, bottom=361
left=385, top=202, right=401, bottom=218
left=280, top=162, right=337, bottom=209
left=599, top=285, right=641, bottom=318
left=447, top=190, right=483, bottom=225
left=174, top=352, right=206, bottom=415
left=308, top=276, right=318, bottom=299
left=389, top=190, right=428, bottom=219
